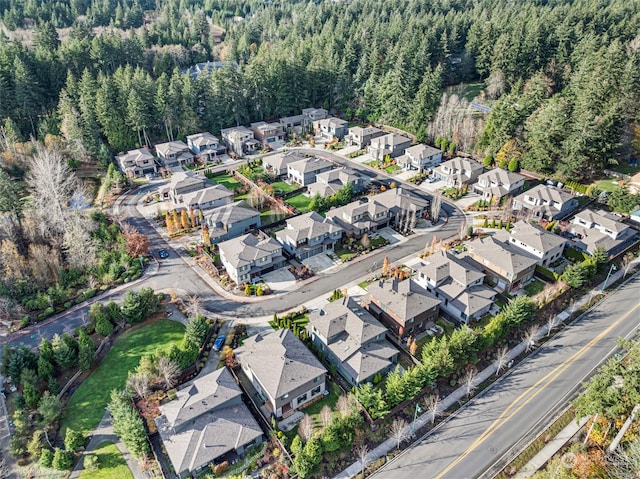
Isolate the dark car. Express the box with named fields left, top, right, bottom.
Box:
left=213, top=335, right=226, bottom=352
left=158, top=249, right=169, bottom=259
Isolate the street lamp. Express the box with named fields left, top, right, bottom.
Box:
left=373, top=261, right=378, bottom=280
left=139, top=255, right=144, bottom=271
left=601, top=264, right=617, bottom=293
left=412, top=403, right=423, bottom=436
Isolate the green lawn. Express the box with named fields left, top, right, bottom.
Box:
left=461, top=82, right=484, bottom=102
left=284, top=382, right=342, bottom=442
left=208, top=173, right=242, bottom=190
left=364, top=160, right=379, bottom=167
left=286, top=194, right=312, bottom=213
left=523, top=278, right=545, bottom=296
left=260, top=209, right=287, bottom=224
left=271, top=181, right=298, bottom=194
left=593, top=178, right=621, bottom=193
left=384, top=164, right=401, bottom=175
left=60, top=319, right=185, bottom=437
left=80, top=441, right=133, bottom=479
left=335, top=248, right=356, bottom=262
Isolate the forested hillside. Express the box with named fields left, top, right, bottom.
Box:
left=0, top=0, right=638, bottom=179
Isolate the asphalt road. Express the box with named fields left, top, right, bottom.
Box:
left=371, top=274, right=640, bottom=479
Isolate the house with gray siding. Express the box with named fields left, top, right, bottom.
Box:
left=187, top=132, right=226, bottom=160
left=250, top=121, right=286, bottom=148
left=313, top=117, right=349, bottom=140
left=220, top=126, right=260, bottom=157
left=263, top=151, right=309, bottom=177
left=156, top=140, right=194, bottom=167
left=368, top=134, right=412, bottom=161
left=204, top=201, right=261, bottom=244
left=473, top=168, right=526, bottom=201
left=155, top=367, right=263, bottom=479
left=326, top=199, right=390, bottom=236
left=308, top=297, right=398, bottom=386
left=346, top=126, right=385, bottom=149
left=235, top=329, right=327, bottom=419
left=306, top=167, right=368, bottom=198
left=287, top=157, right=335, bottom=186
left=397, top=144, right=443, bottom=172
left=433, top=157, right=484, bottom=187
left=160, top=171, right=234, bottom=211
left=494, top=221, right=567, bottom=267
left=219, top=233, right=286, bottom=284
left=513, top=184, right=579, bottom=221
left=116, top=148, right=157, bottom=178
left=276, top=212, right=343, bottom=259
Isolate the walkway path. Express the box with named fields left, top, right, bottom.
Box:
left=69, top=410, right=147, bottom=479
left=334, top=267, right=635, bottom=479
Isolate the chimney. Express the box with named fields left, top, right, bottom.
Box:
left=392, top=277, right=398, bottom=292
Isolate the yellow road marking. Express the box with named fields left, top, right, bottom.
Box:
left=434, top=303, right=640, bottom=479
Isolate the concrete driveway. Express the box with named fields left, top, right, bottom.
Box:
left=303, top=253, right=337, bottom=273
left=262, top=268, right=297, bottom=292
left=376, top=226, right=404, bottom=245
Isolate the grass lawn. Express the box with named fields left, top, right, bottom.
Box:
left=358, top=280, right=370, bottom=290
left=462, top=83, right=484, bottom=102
left=235, top=192, right=250, bottom=201
left=271, top=180, right=297, bottom=194
left=364, top=160, right=379, bottom=167
left=370, top=236, right=387, bottom=248
left=208, top=173, right=242, bottom=190
left=523, top=278, right=545, bottom=296
left=79, top=441, right=133, bottom=479
left=260, top=209, right=287, bottom=224
left=384, top=164, right=401, bottom=175
left=436, top=317, right=456, bottom=336
left=60, top=319, right=185, bottom=437
left=335, top=248, right=356, bottom=262
left=593, top=178, right=622, bottom=193
left=286, top=194, right=312, bottom=213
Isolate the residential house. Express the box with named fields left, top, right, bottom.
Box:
left=276, top=212, right=343, bottom=260
left=204, top=201, right=261, bottom=244
left=250, top=121, right=286, bottom=148
left=513, top=184, right=579, bottom=221
left=466, top=237, right=538, bottom=292
left=156, top=140, right=194, bottom=167
left=235, top=329, right=327, bottom=419
left=186, top=132, right=226, bottom=160
left=373, top=187, right=430, bottom=225
left=473, top=169, right=526, bottom=201
left=367, top=134, right=412, bottom=161
left=218, top=233, right=286, bottom=284
left=495, top=221, right=566, bottom=267
left=182, top=60, right=238, bottom=79
left=397, top=144, right=443, bottom=172
left=433, top=157, right=484, bottom=188
left=570, top=209, right=634, bottom=256
left=308, top=297, right=398, bottom=387
left=313, top=117, right=349, bottom=140
left=287, top=157, right=334, bottom=186
left=279, top=114, right=305, bottom=132
left=155, top=367, right=263, bottom=479
left=364, top=278, right=440, bottom=339
left=413, top=251, right=496, bottom=324
left=160, top=171, right=234, bottom=211
left=326, top=198, right=390, bottom=236
left=346, top=126, right=385, bottom=149
left=301, top=108, right=328, bottom=129
left=116, top=148, right=157, bottom=178
left=220, top=126, right=260, bottom=157
left=306, top=167, right=368, bottom=198
left=263, top=151, right=309, bottom=177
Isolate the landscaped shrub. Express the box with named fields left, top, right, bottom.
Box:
left=52, top=448, right=73, bottom=470
left=39, top=449, right=54, bottom=468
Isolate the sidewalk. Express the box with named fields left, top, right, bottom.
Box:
left=69, top=410, right=147, bottom=479
left=333, top=268, right=634, bottom=479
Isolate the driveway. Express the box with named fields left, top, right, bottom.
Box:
left=303, top=253, right=338, bottom=273
left=262, top=268, right=297, bottom=292
left=376, top=227, right=404, bottom=245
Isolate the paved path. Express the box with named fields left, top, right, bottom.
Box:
left=335, top=268, right=638, bottom=479
left=69, top=410, right=147, bottom=479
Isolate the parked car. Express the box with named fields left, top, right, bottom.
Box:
left=158, top=249, right=169, bottom=259
left=213, top=335, right=226, bottom=352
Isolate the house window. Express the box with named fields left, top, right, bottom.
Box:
left=297, top=392, right=308, bottom=405
left=281, top=394, right=289, bottom=400
left=314, top=376, right=322, bottom=383
left=311, top=386, right=321, bottom=396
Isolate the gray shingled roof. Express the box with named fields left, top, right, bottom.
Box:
left=573, top=209, right=630, bottom=234
left=416, top=250, right=485, bottom=287
left=156, top=140, right=190, bottom=156
left=373, top=187, right=429, bottom=214
left=370, top=133, right=411, bottom=148
left=155, top=368, right=263, bottom=477
left=235, top=329, right=327, bottom=399
left=181, top=184, right=234, bottom=208
left=366, top=279, right=440, bottom=322
left=277, top=211, right=343, bottom=243
left=218, top=233, right=282, bottom=269
left=288, top=157, right=334, bottom=174
left=515, top=184, right=575, bottom=206
left=349, top=126, right=383, bottom=136
left=404, top=143, right=441, bottom=159
left=467, top=237, right=538, bottom=276
left=507, top=221, right=567, bottom=253
left=187, top=132, right=219, bottom=147
left=477, top=168, right=525, bottom=187
left=205, top=201, right=260, bottom=228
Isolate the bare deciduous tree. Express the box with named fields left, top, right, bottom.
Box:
left=336, top=394, right=352, bottom=418
left=523, top=325, right=539, bottom=352
left=495, top=346, right=509, bottom=376
left=357, top=444, right=370, bottom=472
left=425, top=394, right=441, bottom=424
left=63, top=212, right=98, bottom=270
left=462, top=368, right=477, bottom=398
left=185, top=294, right=203, bottom=318
left=298, top=414, right=314, bottom=442
left=319, top=405, right=333, bottom=428
left=156, top=356, right=180, bottom=389
left=546, top=316, right=558, bottom=336
left=431, top=191, right=442, bottom=223
left=390, top=417, right=408, bottom=449
left=126, top=372, right=151, bottom=399
left=485, top=70, right=506, bottom=100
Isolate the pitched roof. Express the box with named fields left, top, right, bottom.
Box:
left=288, top=157, right=334, bottom=174
left=187, top=132, right=219, bottom=147
left=370, top=133, right=411, bottom=148
left=220, top=126, right=254, bottom=139
left=219, top=233, right=282, bottom=269
left=372, top=187, right=429, bottom=213
left=507, top=221, right=567, bottom=253
left=467, top=237, right=538, bottom=276
left=349, top=126, right=383, bottom=137
left=277, top=212, right=343, bottom=243
left=366, top=279, right=440, bottom=322
left=404, top=143, right=441, bottom=159
left=477, top=168, right=525, bottom=186
left=156, top=140, right=190, bottom=156
left=416, top=250, right=485, bottom=287
left=439, top=157, right=484, bottom=174
left=573, top=209, right=630, bottom=234
left=117, top=148, right=154, bottom=166
left=167, top=171, right=212, bottom=191
left=235, top=329, right=326, bottom=399
left=516, top=184, right=575, bottom=205
left=315, top=167, right=361, bottom=186
left=205, top=201, right=260, bottom=228
left=264, top=151, right=310, bottom=171
left=155, top=368, right=263, bottom=477
left=180, top=184, right=234, bottom=208
left=315, top=117, right=348, bottom=128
